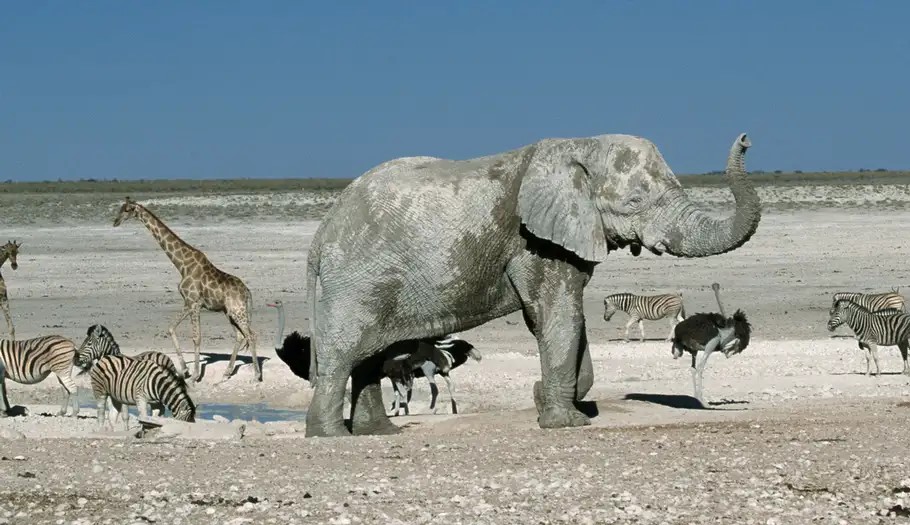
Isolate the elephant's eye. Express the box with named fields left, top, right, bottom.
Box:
left=624, top=195, right=643, bottom=209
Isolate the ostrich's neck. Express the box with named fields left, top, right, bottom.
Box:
left=274, top=307, right=286, bottom=349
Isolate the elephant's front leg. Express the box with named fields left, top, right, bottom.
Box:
left=531, top=303, right=592, bottom=429
left=350, top=356, right=400, bottom=436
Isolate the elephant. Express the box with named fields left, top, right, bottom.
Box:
left=302, top=132, right=761, bottom=437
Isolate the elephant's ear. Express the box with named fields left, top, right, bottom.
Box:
left=518, top=159, right=608, bottom=263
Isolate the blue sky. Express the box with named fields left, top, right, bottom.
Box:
left=3, top=1, right=909, bottom=181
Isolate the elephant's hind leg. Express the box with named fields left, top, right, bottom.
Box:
left=351, top=354, right=399, bottom=436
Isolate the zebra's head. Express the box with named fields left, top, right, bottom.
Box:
left=173, top=397, right=196, bottom=423
left=603, top=297, right=618, bottom=321
left=827, top=301, right=851, bottom=332
left=76, top=324, right=120, bottom=371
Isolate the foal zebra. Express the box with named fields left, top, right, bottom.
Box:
left=76, top=324, right=179, bottom=377
left=831, top=289, right=906, bottom=313
left=0, top=335, right=78, bottom=417
left=603, top=292, right=686, bottom=342
left=827, top=299, right=910, bottom=377
left=90, top=355, right=195, bottom=430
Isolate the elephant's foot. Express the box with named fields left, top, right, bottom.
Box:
left=352, top=416, right=401, bottom=436
left=538, top=405, right=591, bottom=429
left=533, top=381, right=591, bottom=429
left=305, top=421, right=352, bottom=438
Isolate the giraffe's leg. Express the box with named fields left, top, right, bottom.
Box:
left=189, top=305, right=203, bottom=382
left=168, top=305, right=195, bottom=378
left=0, top=299, right=13, bottom=341
left=225, top=310, right=260, bottom=382
left=223, top=327, right=245, bottom=380
left=0, top=361, right=10, bottom=416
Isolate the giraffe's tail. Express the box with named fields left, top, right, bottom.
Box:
left=305, top=252, right=319, bottom=388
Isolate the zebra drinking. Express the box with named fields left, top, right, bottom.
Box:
left=827, top=299, right=910, bottom=376
left=0, top=335, right=79, bottom=417
left=90, top=354, right=195, bottom=431
left=603, top=292, right=686, bottom=342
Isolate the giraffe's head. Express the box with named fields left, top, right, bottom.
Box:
left=2, top=240, right=21, bottom=270
left=113, top=197, right=139, bottom=227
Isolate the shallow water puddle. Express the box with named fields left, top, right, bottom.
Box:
left=72, top=390, right=306, bottom=423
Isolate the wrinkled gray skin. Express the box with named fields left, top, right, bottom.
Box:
left=304, top=133, right=762, bottom=437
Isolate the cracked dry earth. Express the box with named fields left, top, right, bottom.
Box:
left=2, top=399, right=910, bottom=524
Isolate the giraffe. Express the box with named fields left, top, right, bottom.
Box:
left=112, top=197, right=261, bottom=382
left=0, top=240, right=20, bottom=340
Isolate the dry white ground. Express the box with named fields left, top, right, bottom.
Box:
left=2, top=189, right=910, bottom=523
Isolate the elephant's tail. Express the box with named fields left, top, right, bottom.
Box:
left=305, top=252, right=320, bottom=388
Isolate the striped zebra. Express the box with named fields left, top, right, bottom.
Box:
left=75, top=324, right=179, bottom=378
left=831, top=289, right=906, bottom=313
left=603, top=292, right=686, bottom=343
left=827, top=299, right=910, bottom=377
left=90, top=354, right=195, bottom=431
left=0, top=335, right=78, bottom=417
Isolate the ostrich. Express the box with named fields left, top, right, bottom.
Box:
left=381, top=335, right=482, bottom=416
left=266, top=300, right=314, bottom=382
left=266, top=300, right=481, bottom=414
left=670, top=282, right=751, bottom=404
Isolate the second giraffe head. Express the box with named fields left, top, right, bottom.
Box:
left=1, top=240, right=21, bottom=270
left=113, top=197, right=139, bottom=227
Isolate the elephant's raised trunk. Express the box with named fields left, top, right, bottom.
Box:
left=662, top=133, right=762, bottom=258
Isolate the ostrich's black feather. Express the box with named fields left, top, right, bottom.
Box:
left=275, top=331, right=311, bottom=380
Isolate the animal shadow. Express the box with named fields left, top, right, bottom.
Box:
left=829, top=371, right=908, bottom=377
left=3, top=405, right=29, bottom=417
left=200, top=352, right=269, bottom=379
left=623, top=393, right=749, bottom=411
left=606, top=337, right=672, bottom=343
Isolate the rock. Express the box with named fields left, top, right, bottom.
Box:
left=158, top=420, right=245, bottom=441
left=0, top=428, right=25, bottom=440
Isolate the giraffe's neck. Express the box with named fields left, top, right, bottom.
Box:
left=0, top=250, right=8, bottom=269
left=135, top=205, right=204, bottom=276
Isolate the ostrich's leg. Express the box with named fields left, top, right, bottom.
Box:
left=692, top=336, right=720, bottom=403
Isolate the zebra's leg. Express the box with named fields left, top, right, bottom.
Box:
left=0, top=361, right=10, bottom=416
left=638, top=319, right=646, bottom=342
left=55, top=374, right=78, bottom=417
left=95, top=396, right=108, bottom=430
left=900, top=340, right=910, bottom=376
left=859, top=342, right=872, bottom=376
left=869, top=343, right=881, bottom=377
left=623, top=316, right=638, bottom=343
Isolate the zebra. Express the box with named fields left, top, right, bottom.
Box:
left=827, top=299, right=910, bottom=377
left=75, top=324, right=179, bottom=377
left=603, top=292, right=686, bottom=342
left=831, top=289, right=906, bottom=314
left=0, top=335, right=79, bottom=417
left=90, top=354, right=195, bottom=431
